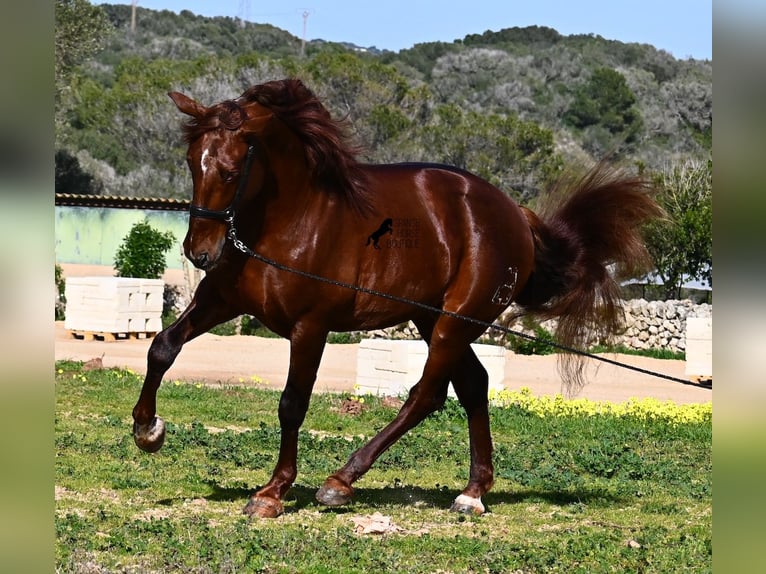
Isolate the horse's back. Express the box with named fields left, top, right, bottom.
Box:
left=357, top=163, right=534, bottom=312
left=363, top=162, right=531, bottom=255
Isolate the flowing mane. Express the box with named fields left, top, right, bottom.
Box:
left=181, top=78, right=373, bottom=215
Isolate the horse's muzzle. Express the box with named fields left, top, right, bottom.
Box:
left=183, top=227, right=225, bottom=270
left=189, top=251, right=213, bottom=270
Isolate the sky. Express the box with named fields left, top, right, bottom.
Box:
left=95, top=1, right=712, bottom=60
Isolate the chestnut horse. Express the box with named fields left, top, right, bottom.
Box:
left=132, top=78, right=661, bottom=518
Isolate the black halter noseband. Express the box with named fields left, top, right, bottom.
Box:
left=189, top=144, right=257, bottom=222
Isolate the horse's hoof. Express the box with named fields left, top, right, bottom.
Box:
left=316, top=477, right=354, bottom=507
left=133, top=416, right=166, bottom=453
left=243, top=496, right=284, bottom=518
left=450, top=494, right=485, bottom=516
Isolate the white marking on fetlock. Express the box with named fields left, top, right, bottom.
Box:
left=453, top=494, right=485, bottom=515
left=140, top=417, right=165, bottom=442
left=134, top=416, right=166, bottom=452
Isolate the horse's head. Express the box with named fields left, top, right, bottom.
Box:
left=169, top=91, right=272, bottom=270
left=171, top=79, right=373, bottom=269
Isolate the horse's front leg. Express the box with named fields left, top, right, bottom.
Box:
left=132, top=279, right=237, bottom=453
left=243, top=323, right=327, bottom=518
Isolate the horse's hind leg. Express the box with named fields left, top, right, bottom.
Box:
left=132, top=279, right=237, bottom=453
left=316, top=362, right=450, bottom=508
left=316, top=315, right=484, bottom=509
left=316, top=315, right=497, bottom=514
left=407, top=317, right=495, bottom=515
left=448, top=347, right=494, bottom=515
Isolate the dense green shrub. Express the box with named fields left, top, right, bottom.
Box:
left=55, top=149, right=101, bottom=195
left=55, top=264, right=66, bottom=320
left=113, top=219, right=175, bottom=279
left=564, top=67, right=643, bottom=144
left=643, top=159, right=712, bottom=299
left=507, top=324, right=557, bottom=355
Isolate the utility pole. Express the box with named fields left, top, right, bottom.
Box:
left=131, top=1, right=138, bottom=33
left=300, top=10, right=310, bottom=58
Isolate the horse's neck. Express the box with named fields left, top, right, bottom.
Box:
left=252, top=138, right=353, bottom=237
left=252, top=171, right=337, bottom=237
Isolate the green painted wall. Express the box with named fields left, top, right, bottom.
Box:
left=55, top=206, right=188, bottom=270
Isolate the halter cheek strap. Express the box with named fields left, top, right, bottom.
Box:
left=189, top=143, right=257, bottom=222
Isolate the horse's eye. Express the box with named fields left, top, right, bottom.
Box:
left=221, top=170, right=238, bottom=183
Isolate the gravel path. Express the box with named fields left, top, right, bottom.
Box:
left=55, top=322, right=711, bottom=404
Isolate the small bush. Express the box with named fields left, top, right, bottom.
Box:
left=589, top=344, right=685, bottom=361
left=114, top=219, right=175, bottom=279
left=241, top=315, right=279, bottom=337
left=208, top=316, right=280, bottom=337
left=209, top=319, right=238, bottom=336
left=161, top=309, right=177, bottom=330
left=507, top=323, right=556, bottom=355
left=327, top=331, right=363, bottom=344
left=55, top=263, right=66, bottom=320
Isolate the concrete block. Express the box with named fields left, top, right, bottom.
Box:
left=355, top=339, right=506, bottom=398
left=685, top=317, right=712, bottom=379
left=64, top=276, right=164, bottom=334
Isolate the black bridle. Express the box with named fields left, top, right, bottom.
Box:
left=189, top=144, right=257, bottom=223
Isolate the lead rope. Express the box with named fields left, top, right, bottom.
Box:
left=226, top=224, right=709, bottom=389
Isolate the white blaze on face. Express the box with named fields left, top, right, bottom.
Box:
left=200, top=148, right=211, bottom=177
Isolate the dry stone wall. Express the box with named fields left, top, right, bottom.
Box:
left=617, top=299, right=712, bottom=353
left=367, top=299, right=712, bottom=354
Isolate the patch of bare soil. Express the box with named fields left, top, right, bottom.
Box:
left=55, top=322, right=711, bottom=404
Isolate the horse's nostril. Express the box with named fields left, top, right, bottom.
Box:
left=193, top=252, right=209, bottom=270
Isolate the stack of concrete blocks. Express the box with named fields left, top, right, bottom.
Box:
left=64, top=277, right=164, bottom=337
left=356, top=338, right=506, bottom=398
left=684, top=317, right=712, bottom=382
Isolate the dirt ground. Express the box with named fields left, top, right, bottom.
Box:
left=55, top=321, right=711, bottom=404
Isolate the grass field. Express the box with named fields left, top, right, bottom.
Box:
left=55, top=361, right=711, bottom=573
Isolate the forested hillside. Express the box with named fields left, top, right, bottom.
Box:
left=56, top=3, right=712, bottom=204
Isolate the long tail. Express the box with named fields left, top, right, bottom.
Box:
left=515, top=161, right=665, bottom=394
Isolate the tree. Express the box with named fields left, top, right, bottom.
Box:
left=414, top=104, right=562, bottom=201
left=55, top=0, right=112, bottom=138
left=55, top=149, right=100, bottom=194
left=565, top=67, right=643, bottom=142
left=643, top=160, right=712, bottom=299
left=55, top=0, right=112, bottom=85
left=57, top=8, right=712, bottom=201
left=114, top=220, right=176, bottom=279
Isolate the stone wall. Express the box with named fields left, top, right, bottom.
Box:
left=615, top=299, right=712, bottom=353
left=367, top=299, right=712, bottom=354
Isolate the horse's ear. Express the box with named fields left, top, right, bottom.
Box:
left=242, top=111, right=274, bottom=136
left=168, top=91, right=206, bottom=118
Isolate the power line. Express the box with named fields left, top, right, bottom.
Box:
left=237, top=0, right=251, bottom=27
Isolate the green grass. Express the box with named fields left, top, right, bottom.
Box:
left=588, top=344, right=685, bottom=361
left=55, top=361, right=711, bottom=573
